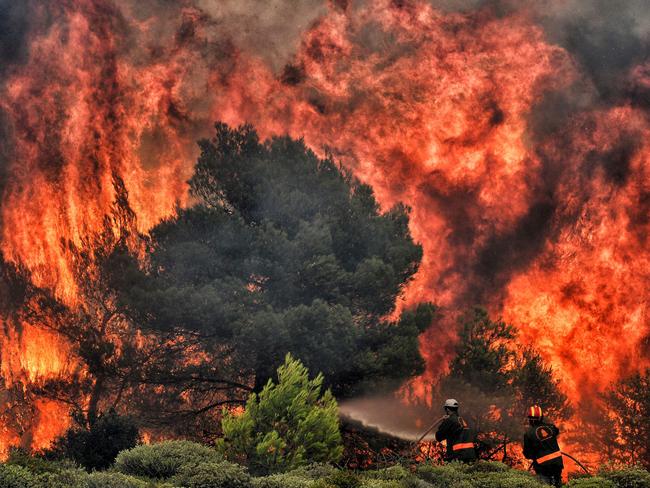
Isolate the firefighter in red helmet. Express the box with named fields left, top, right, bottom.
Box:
left=523, top=405, right=564, bottom=487
left=435, top=399, right=476, bottom=463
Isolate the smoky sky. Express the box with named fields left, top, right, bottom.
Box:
left=0, top=0, right=647, bottom=308
left=0, top=1, right=31, bottom=77
left=3, top=0, right=647, bottom=97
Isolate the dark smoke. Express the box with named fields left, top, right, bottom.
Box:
left=0, top=0, right=31, bottom=78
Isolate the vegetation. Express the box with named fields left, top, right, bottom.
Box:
left=0, top=463, right=36, bottom=488
left=171, top=461, right=251, bottom=488
left=218, top=354, right=343, bottom=474
left=111, top=122, right=435, bottom=416
left=47, top=409, right=140, bottom=471
left=114, top=440, right=222, bottom=479
left=602, top=370, right=650, bottom=470
left=3, top=452, right=650, bottom=488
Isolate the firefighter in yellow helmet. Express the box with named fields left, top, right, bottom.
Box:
left=434, top=399, right=476, bottom=463
left=523, top=405, right=563, bottom=487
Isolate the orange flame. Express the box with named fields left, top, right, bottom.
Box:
left=0, top=0, right=648, bottom=459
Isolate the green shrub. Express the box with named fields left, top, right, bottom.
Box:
left=327, top=470, right=361, bottom=488
left=566, top=477, right=616, bottom=488
left=170, top=461, right=251, bottom=488
left=415, top=464, right=472, bottom=487
left=363, top=465, right=409, bottom=480
left=85, top=472, right=149, bottom=488
left=251, top=472, right=315, bottom=488
left=0, top=463, right=37, bottom=488
left=50, top=411, right=139, bottom=471
left=465, top=460, right=510, bottom=474
left=114, top=440, right=221, bottom=479
left=601, top=468, right=650, bottom=488
left=219, top=355, right=342, bottom=475
left=311, top=480, right=335, bottom=488
left=359, top=479, right=402, bottom=488
left=35, top=468, right=90, bottom=488
left=399, top=478, right=435, bottom=488
left=472, top=471, right=547, bottom=488
left=286, top=463, right=337, bottom=479
left=7, top=448, right=74, bottom=475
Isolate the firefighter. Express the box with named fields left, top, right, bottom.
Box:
left=434, top=398, right=476, bottom=463
left=523, top=405, right=564, bottom=487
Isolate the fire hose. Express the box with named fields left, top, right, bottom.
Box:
left=411, top=416, right=445, bottom=453
left=526, top=452, right=591, bottom=476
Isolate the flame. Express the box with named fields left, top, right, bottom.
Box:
left=0, top=0, right=648, bottom=459
left=1, top=321, right=78, bottom=388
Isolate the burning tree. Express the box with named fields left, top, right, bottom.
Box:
left=109, top=122, right=435, bottom=434
left=601, top=369, right=650, bottom=469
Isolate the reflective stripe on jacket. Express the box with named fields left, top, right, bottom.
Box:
left=435, top=413, right=476, bottom=462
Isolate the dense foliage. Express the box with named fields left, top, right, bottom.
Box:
left=114, top=122, right=434, bottom=403
left=47, top=410, right=140, bottom=471
left=114, top=440, right=222, bottom=479
left=219, top=354, right=343, bottom=474
left=602, top=370, right=650, bottom=469
left=3, top=452, right=650, bottom=488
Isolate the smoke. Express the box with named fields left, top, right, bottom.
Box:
left=194, top=0, right=326, bottom=72
left=539, top=0, right=649, bottom=101
left=0, top=1, right=31, bottom=77
left=340, top=395, right=440, bottom=441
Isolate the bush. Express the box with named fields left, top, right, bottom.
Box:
left=50, top=410, right=139, bottom=471
left=0, top=463, right=36, bottom=488
left=219, top=355, right=342, bottom=475
left=465, top=461, right=510, bottom=474
left=285, top=463, right=337, bottom=480
left=472, top=471, right=547, bottom=488
left=170, top=461, right=251, bottom=488
left=359, top=480, right=402, bottom=488
left=251, top=464, right=337, bottom=488
left=601, top=468, right=650, bottom=488
left=399, top=478, right=434, bottom=488
left=415, top=464, right=472, bottom=488
left=252, top=472, right=315, bottom=488
left=327, top=470, right=361, bottom=488
left=114, top=440, right=222, bottom=479
left=566, top=477, right=616, bottom=488
left=363, top=465, right=409, bottom=480
left=85, top=472, right=149, bottom=488
left=35, top=468, right=90, bottom=488
left=6, top=447, right=73, bottom=475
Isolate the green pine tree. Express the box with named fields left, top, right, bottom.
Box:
left=218, top=354, right=343, bottom=474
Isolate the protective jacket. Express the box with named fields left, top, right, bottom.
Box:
left=435, top=412, right=476, bottom=462
left=523, top=422, right=564, bottom=472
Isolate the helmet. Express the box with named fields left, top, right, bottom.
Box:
left=444, top=399, right=459, bottom=409
left=527, top=405, right=543, bottom=420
